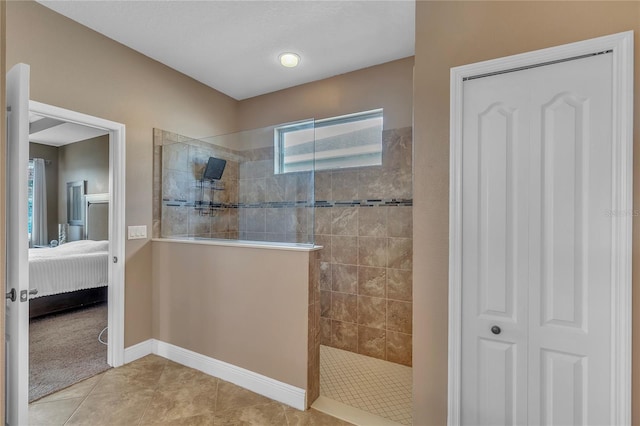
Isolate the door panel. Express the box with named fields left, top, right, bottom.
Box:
left=6, top=63, right=31, bottom=426
left=528, top=53, right=612, bottom=426
left=461, top=71, right=530, bottom=426
left=461, top=53, right=613, bottom=425
left=540, top=350, right=586, bottom=426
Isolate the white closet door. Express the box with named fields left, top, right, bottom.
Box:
left=526, top=53, right=612, bottom=426
left=460, top=66, right=531, bottom=426
left=461, top=52, right=613, bottom=426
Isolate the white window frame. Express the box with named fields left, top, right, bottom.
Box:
left=274, top=108, right=383, bottom=174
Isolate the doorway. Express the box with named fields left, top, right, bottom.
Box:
left=448, top=32, right=633, bottom=425
left=28, top=122, right=111, bottom=401
left=5, top=74, right=126, bottom=423
left=28, top=100, right=126, bottom=368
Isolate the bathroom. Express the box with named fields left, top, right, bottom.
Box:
left=153, top=57, right=413, bottom=424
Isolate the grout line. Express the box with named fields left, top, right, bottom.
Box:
left=62, top=373, right=106, bottom=426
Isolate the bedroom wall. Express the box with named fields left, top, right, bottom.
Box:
left=6, top=0, right=239, bottom=347
left=58, top=135, right=109, bottom=241
left=29, top=143, right=59, bottom=242
left=412, top=2, right=640, bottom=424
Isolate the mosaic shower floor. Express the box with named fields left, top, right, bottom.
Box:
left=318, top=345, right=412, bottom=425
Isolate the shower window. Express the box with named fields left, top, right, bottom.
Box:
left=275, top=108, right=383, bottom=174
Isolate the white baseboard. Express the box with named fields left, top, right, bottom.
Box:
left=123, top=338, right=156, bottom=363
left=123, top=339, right=306, bottom=410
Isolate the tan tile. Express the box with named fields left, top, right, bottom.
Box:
left=314, top=172, right=332, bottom=201
left=331, top=264, right=357, bottom=294
left=141, top=413, right=215, bottom=426
left=387, top=300, right=412, bottom=334
left=358, top=207, right=387, bottom=237
left=29, top=397, right=84, bottom=426
left=387, top=206, right=412, bottom=238
left=66, top=389, right=155, bottom=426
left=386, top=331, right=413, bottom=366
left=358, top=237, right=387, bottom=267
left=357, top=266, right=386, bottom=297
left=331, top=293, right=357, bottom=323
left=36, top=373, right=104, bottom=403
left=330, top=236, right=357, bottom=265
left=90, top=355, right=166, bottom=395
left=387, top=238, right=412, bottom=270
left=139, top=370, right=218, bottom=424
left=382, top=127, right=412, bottom=171
left=331, top=321, right=357, bottom=352
left=332, top=171, right=359, bottom=201
left=387, top=268, right=412, bottom=301
left=315, top=235, right=331, bottom=262
left=357, top=326, right=386, bottom=360
left=331, top=207, right=358, bottom=236
left=214, top=401, right=287, bottom=426
left=314, top=207, right=332, bottom=235
left=357, top=296, right=386, bottom=329
left=319, top=262, right=332, bottom=291
left=284, top=406, right=354, bottom=425
left=320, top=290, right=331, bottom=318
left=320, top=318, right=332, bottom=345
left=215, top=380, right=273, bottom=413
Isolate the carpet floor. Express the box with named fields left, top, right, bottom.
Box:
left=29, top=302, right=111, bottom=402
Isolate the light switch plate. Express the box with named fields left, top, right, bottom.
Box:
left=127, top=225, right=147, bottom=240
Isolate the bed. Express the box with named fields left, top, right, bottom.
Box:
left=29, top=239, right=109, bottom=318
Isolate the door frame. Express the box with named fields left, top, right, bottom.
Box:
left=29, top=100, right=126, bottom=368
left=448, top=31, right=634, bottom=425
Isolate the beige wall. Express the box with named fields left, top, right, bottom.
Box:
left=29, top=143, right=59, bottom=242
left=238, top=57, right=414, bottom=131
left=152, top=241, right=311, bottom=389
left=413, top=2, right=640, bottom=424
left=7, top=0, right=239, bottom=347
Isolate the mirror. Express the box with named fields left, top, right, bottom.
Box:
left=67, top=180, right=86, bottom=226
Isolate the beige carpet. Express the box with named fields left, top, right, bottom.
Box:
left=29, top=302, right=111, bottom=402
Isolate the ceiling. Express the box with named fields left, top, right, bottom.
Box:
left=36, top=0, right=415, bottom=100
left=30, top=113, right=108, bottom=146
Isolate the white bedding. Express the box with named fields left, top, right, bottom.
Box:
left=29, top=240, right=109, bottom=298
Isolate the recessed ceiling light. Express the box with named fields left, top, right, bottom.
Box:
left=279, top=52, right=300, bottom=68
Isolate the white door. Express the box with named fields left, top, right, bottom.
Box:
left=6, top=63, right=31, bottom=425
left=461, top=53, right=614, bottom=425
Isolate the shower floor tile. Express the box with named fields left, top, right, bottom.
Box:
left=319, top=345, right=412, bottom=425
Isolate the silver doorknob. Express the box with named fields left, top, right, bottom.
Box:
left=491, top=325, right=501, bottom=335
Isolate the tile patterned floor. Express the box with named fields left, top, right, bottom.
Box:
left=320, top=346, right=412, bottom=425
left=29, top=354, right=352, bottom=426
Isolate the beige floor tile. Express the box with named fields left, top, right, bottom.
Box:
left=89, top=355, right=166, bottom=395
left=139, top=373, right=218, bottom=423
left=28, top=355, right=348, bottom=426
left=214, top=401, right=287, bottom=426
left=141, top=413, right=215, bottom=426
left=284, top=406, right=354, bottom=426
left=157, top=361, right=210, bottom=387
left=35, top=373, right=104, bottom=403
left=29, top=397, right=84, bottom=426
left=65, top=389, right=155, bottom=426
left=215, top=380, right=273, bottom=413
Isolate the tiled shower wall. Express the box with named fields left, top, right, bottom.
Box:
left=154, top=129, right=314, bottom=244
left=153, top=129, right=241, bottom=239
left=316, top=127, right=413, bottom=366
left=237, top=148, right=314, bottom=244
left=154, top=127, right=413, bottom=366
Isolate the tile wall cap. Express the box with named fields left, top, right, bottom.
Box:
left=152, top=237, right=322, bottom=252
